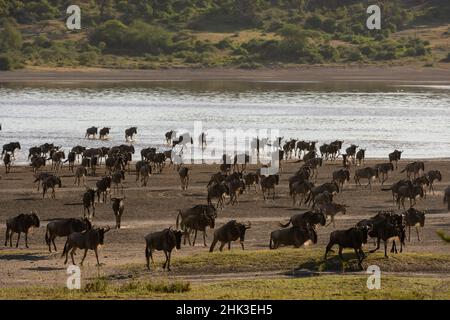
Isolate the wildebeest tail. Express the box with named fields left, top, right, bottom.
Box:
left=45, top=227, right=50, bottom=246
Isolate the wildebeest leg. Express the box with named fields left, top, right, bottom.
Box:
left=70, top=248, right=77, bottom=265
left=203, top=231, right=207, bottom=247
left=4, top=227, right=9, bottom=246
left=219, top=241, right=226, bottom=252
left=354, top=248, right=362, bottom=266
left=228, top=242, right=231, bottom=250
left=167, top=251, right=172, bottom=271
left=80, top=249, right=88, bottom=266
left=209, top=239, right=218, bottom=252
left=15, top=232, right=20, bottom=248
left=52, top=237, right=57, bottom=251
left=25, top=232, right=29, bottom=248
left=240, top=241, right=245, bottom=250
left=193, top=230, right=198, bottom=246
left=94, top=248, right=100, bottom=266
left=369, top=238, right=380, bottom=253
left=338, top=246, right=344, bottom=261
left=408, top=226, right=411, bottom=242
left=416, top=226, right=421, bottom=242
left=163, top=250, right=169, bottom=269
left=384, top=240, right=388, bottom=258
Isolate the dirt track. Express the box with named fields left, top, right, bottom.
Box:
left=0, top=159, right=449, bottom=288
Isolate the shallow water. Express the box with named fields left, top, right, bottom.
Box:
left=0, top=81, right=449, bottom=164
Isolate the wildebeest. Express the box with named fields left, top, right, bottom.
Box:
left=243, top=172, right=259, bottom=192
left=65, top=151, right=76, bottom=172
left=382, top=179, right=412, bottom=204
left=165, top=130, right=175, bottom=145
left=260, top=174, right=279, bottom=200
left=180, top=210, right=216, bottom=247
left=83, top=188, right=96, bottom=218
left=270, top=225, right=316, bottom=249
left=3, top=153, right=11, bottom=173
left=125, top=127, right=138, bottom=141
left=332, top=168, right=350, bottom=191
left=319, top=202, right=348, bottom=227
left=279, top=210, right=326, bottom=244
left=345, top=144, right=358, bottom=161
left=71, top=145, right=86, bottom=162
left=303, top=157, right=322, bottom=179
left=50, top=150, right=65, bottom=172
left=85, top=126, right=98, bottom=139
left=176, top=204, right=217, bottom=245
left=291, top=180, right=314, bottom=207
left=444, top=186, right=450, bottom=211
left=111, top=197, right=125, bottom=229
left=42, top=176, right=62, bottom=199
left=2, top=142, right=21, bottom=159
left=355, top=149, right=366, bottom=166
left=45, top=218, right=92, bottom=252
left=401, top=161, right=425, bottom=179
left=389, top=150, right=403, bottom=169
left=207, top=182, right=229, bottom=210
left=139, top=162, right=152, bottom=187
left=74, top=166, right=88, bottom=186
left=426, top=170, right=442, bottom=195
left=99, top=127, right=110, bottom=139
left=375, top=162, right=394, bottom=185
left=354, top=167, right=378, bottom=189
left=178, top=166, right=189, bottom=190
left=305, top=182, right=339, bottom=207
left=144, top=228, right=183, bottom=271
left=4, top=211, right=40, bottom=248
left=404, top=208, right=425, bottom=242
left=226, top=178, right=246, bottom=205
left=62, top=226, right=111, bottom=265
left=207, top=172, right=227, bottom=187
left=209, top=220, right=251, bottom=252
left=413, top=175, right=430, bottom=198
left=324, top=226, right=369, bottom=268
left=96, top=176, right=112, bottom=203
left=112, top=170, right=125, bottom=194
left=396, top=183, right=424, bottom=209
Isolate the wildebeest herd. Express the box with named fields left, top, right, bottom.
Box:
left=2, top=130, right=450, bottom=271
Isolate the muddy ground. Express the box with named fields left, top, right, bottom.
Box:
left=0, top=158, right=449, bottom=290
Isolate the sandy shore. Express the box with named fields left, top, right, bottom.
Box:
left=1, top=65, right=450, bottom=83
left=0, top=158, right=449, bottom=290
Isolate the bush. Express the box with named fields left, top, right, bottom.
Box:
left=0, top=54, right=13, bottom=70
left=0, top=21, right=23, bottom=51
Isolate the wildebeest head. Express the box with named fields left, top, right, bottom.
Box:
left=205, top=204, right=218, bottom=218
left=238, top=221, right=251, bottom=242
left=97, top=226, right=111, bottom=245
left=30, top=210, right=40, bottom=228
left=174, top=230, right=183, bottom=249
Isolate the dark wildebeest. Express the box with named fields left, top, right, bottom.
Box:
left=305, top=182, right=340, bottom=207
left=354, top=167, right=378, bottom=190
left=33, top=172, right=53, bottom=191
left=125, top=126, right=137, bottom=141
left=279, top=210, right=326, bottom=243
left=42, top=176, right=62, bottom=199
left=2, top=142, right=21, bottom=159
left=62, top=226, right=111, bottom=266
left=111, top=197, right=125, bottom=229
left=355, top=149, right=366, bottom=166
left=396, top=183, right=424, bottom=209
left=3, top=153, right=11, bottom=173
left=180, top=210, right=216, bottom=247
left=401, top=161, right=425, bottom=179
left=139, top=162, right=152, bottom=187
left=178, top=166, right=189, bottom=190
left=303, top=150, right=317, bottom=163
left=226, top=178, right=246, bottom=205
left=112, top=170, right=125, bottom=194
left=82, top=188, right=96, bottom=218
left=319, top=202, right=348, bottom=227
left=364, top=212, right=406, bottom=258
left=332, top=168, right=350, bottom=191
left=324, top=226, right=369, bottom=268
left=260, top=174, right=279, bottom=201
left=45, top=218, right=92, bottom=252
left=269, top=225, right=316, bottom=249
left=426, top=170, right=442, bottom=195
left=444, top=186, right=450, bottom=211
left=85, top=126, right=98, bottom=139
left=65, top=151, right=76, bottom=172
left=291, top=180, right=314, bottom=207
left=207, top=182, right=229, bottom=210
left=74, top=165, right=88, bottom=186
left=96, top=176, right=112, bottom=203
left=4, top=211, right=40, bottom=248
left=165, top=130, right=175, bottom=145
left=207, top=172, right=227, bottom=188
left=345, top=144, right=358, bottom=161
left=176, top=204, right=217, bottom=245
left=144, top=228, right=183, bottom=271
left=389, top=150, right=403, bottom=169
left=99, top=127, right=110, bottom=139
left=404, top=208, right=425, bottom=242
left=303, top=157, right=322, bottom=179
left=382, top=179, right=412, bottom=204
left=243, top=172, right=259, bottom=193
left=209, top=220, right=251, bottom=252
left=28, top=146, right=41, bottom=160
left=413, top=175, right=430, bottom=199
left=375, top=162, right=394, bottom=185
left=50, top=150, right=65, bottom=172
left=71, top=145, right=86, bottom=162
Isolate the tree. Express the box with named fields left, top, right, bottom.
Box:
left=0, top=20, right=23, bottom=52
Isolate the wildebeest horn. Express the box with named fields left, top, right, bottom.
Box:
left=104, top=226, right=111, bottom=233
left=245, top=221, right=251, bottom=228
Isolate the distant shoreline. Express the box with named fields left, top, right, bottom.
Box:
left=1, top=65, right=450, bottom=83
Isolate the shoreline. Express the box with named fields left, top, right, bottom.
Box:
left=1, top=65, right=450, bottom=83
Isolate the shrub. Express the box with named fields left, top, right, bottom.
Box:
left=0, top=54, right=13, bottom=70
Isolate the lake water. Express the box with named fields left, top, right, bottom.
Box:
left=0, top=81, right=449, bottom=164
